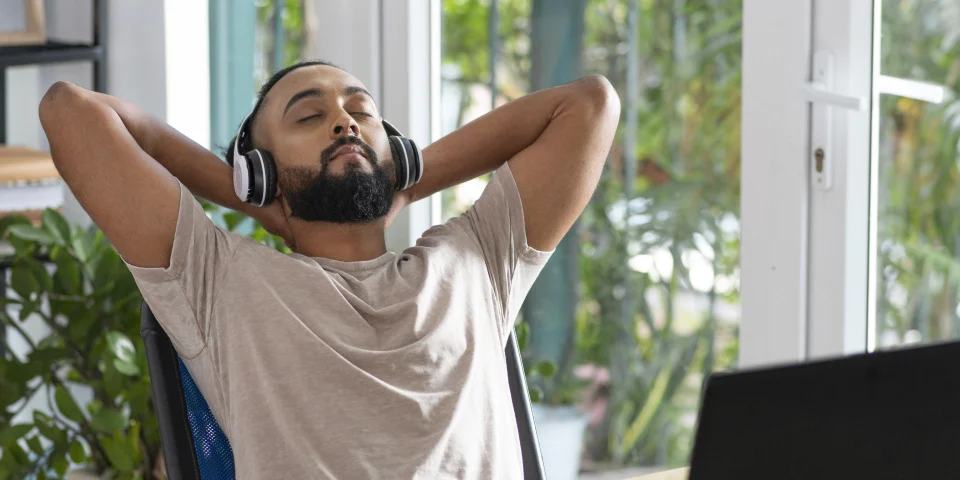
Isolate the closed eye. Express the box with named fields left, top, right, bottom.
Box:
left=351, top=112, right=374, bottom=118
left=298, top=114, right=322, bottom=123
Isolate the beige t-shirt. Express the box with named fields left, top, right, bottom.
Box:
left=123, top=162, right=553, bottom=479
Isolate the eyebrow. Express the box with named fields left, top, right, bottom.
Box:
left=282, top=86, right=376, bottom=117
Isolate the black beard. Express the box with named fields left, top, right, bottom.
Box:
left=279, top=137, right=394, bottom=223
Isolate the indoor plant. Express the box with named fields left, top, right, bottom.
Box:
left=0, top=210, right=161, bottom=480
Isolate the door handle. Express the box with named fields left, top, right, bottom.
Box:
left=802, top=50, right=867, bottom=191
left=802, top=82, right=866, bottom=111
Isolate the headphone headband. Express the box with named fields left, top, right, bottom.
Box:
left=232, top=112, right=253, bottom=167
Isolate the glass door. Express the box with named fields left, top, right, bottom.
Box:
left=803, top=0, right=956, bottom=357
left=870, top=0, right=956, bottom=350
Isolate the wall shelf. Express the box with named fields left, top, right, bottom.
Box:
left=0, top=41, right=104, bottom=68
left=0, top=0, right=107, bottom=144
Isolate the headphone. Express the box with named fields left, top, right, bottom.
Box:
left=231, top=113, right=423, bottom=207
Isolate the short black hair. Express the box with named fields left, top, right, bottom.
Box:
left=223, top=59, right=342, bottom=165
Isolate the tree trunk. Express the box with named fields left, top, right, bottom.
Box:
left=522, top=0, right=587, bottom=388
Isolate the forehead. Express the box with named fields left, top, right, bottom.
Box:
left=264, top=65, right=371, bottom=112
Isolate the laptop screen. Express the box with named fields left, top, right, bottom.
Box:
left=688, top=341, right=960, bottom=479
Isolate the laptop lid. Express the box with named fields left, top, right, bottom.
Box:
left=688, top=340, right=960, bottom=479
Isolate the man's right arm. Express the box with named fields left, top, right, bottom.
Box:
left=38, top=81, right=258, bottom=268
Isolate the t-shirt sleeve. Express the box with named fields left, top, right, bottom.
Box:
left=460, top=162, right=554, bottom=345
left=121, top=182, right=241, bottom=359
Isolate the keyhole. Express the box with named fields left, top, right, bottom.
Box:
left=815, top=148, right=825, bottom=173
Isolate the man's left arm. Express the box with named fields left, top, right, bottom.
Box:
left=399, top=75, right=621, bottom=251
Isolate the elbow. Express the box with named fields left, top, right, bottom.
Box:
left=39, top=81, right=83, bottom=125
left=572, top=74, right=621, bottom=124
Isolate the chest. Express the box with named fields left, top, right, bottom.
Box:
left=211, top=254, right=503, bottom=391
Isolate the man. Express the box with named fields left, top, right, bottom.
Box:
left=38, top=60, right=619, bottom=479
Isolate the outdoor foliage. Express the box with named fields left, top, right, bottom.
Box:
left=441, top=0, right=742, bottom=469
left=875, top=0, right=960, bottom=347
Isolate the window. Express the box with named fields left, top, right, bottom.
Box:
left=873, top=0, right=959, bottom=349
left=441, top=0, right=742, bottom=475
left=791, top=0, right=960, bottom=356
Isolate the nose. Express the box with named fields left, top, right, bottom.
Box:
left=331, top=111, right=360, bottom=139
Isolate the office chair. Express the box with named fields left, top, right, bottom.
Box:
left=140, top=300, right=546, bottom=479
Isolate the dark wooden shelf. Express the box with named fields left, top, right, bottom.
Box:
left=0, top=41, right=104, bottom=68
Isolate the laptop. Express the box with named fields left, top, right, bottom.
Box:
left=687, top=340, right=960, bottom=479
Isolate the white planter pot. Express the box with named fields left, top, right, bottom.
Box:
left=532, top=404, right=589, bottom=480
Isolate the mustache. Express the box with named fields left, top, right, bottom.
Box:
left=320, top=136, right=378, bottom=167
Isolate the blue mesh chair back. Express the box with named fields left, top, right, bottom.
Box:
left=140, top=300, right=545, bottom=479
left=178, top=358, right=236, bottom=478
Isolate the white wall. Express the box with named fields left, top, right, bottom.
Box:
left=307, top=0, right=381, bottom=105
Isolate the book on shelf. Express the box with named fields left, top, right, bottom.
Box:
left=0, top=145, right=63, bottom=226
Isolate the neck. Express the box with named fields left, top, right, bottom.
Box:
left=288, top=218, right=388, bottom=262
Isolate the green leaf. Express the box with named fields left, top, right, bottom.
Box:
left=52, top=453, right=70, bottom=477
left=528, top=386, right=543, bottom=403
left=7, top=442, right=30, bottom=466
left=67, top=308, right=99, bottom=346
left=33, top=413, right=66, bottom=446
left=86, top=399, right=103, bottom=416
left=25, top=436, right=44, bottom=456
left=69, top=439, right=88, bottom=463
left=129, top=421, right=142, bottom=461
left=72, top=227, right=98, bottom=264
left=42, top=208, right=72, bottom=245
left=53, top=254, right=83, bottom=295
left=66, top=368, right=85, bottom=383
left=222, top=211, right=247, bottom=231
left=54, top=387, right=86, bottom=424
left=91, top=409, right=127, bottom=434
left=113, top=358, right=140, bottom=376
left=534, top=361, right=557, bottom=378
left=0, top=424, right=32, bottom=448
left=94, top=249, right=121, bottom=291
left=106, top=331, right=136, bottom=363
left=0, top=214, right=30, bottom=240
left=17, top=301, right=37, bottom=322
left=29, top=347, right=68, bottom=364
left=0, top=382, right=23, bottom=410
left=6, top=359, right=39, bottom=383
left=9, top=234, right=37, bottom=257
left=101, top=434, right=135, bottom=472
left=8, top=224, right=56, bottom=245
left=515, top=321, right=529, bottom=352
left=10, top=266, right=39, bottom=303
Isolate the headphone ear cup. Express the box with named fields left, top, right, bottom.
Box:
left=260, top=150, right=278, bottom=205
left=247, top=149, right=277, bottom=207
left=389, top=136, right=409, bottom=191
left=404, top=138, right=423, bottom=186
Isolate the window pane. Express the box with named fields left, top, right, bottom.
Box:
left=875, top=0, right=960, bottom=348
left=440, top=0, right=742, bottom=476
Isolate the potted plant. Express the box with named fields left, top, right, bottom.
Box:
left=0, top=210, right=164, bottom=479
